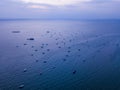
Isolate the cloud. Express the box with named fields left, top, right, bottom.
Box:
left=17, top=0, right=120, bottom=10
left=28, top=5, right=48, bottom=9
left=19, top=0, right=92, bottom=6
left=0, top=0, right=120, bottom=19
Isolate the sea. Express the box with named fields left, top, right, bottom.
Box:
left=0, top=20, right=120, bottom=90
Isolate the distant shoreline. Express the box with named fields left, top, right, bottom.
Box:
left=0, top=18, right=120, bottom=21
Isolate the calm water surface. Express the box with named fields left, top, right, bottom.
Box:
left=0, top=20, right=120, bottom=90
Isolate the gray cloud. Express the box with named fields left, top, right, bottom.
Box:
left=0, top=0, right=120, bottom=19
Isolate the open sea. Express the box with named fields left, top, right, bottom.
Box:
left=0, top=20, right=120, bottom=90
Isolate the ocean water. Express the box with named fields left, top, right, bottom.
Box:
left=0, top=20, right=120, bottom=90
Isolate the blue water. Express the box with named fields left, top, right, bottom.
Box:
left=0, top=20, right=120, bottom=90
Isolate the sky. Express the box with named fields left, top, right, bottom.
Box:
left=0, top=0, right=120, bottom=19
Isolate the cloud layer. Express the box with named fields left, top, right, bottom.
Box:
left=0, top=0, right=120, bottom=19
left=19, top=0, right=92, bottom=6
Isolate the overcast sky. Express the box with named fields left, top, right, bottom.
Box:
left=0, top=0, right=120, bottom=19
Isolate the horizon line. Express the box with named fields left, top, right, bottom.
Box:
left=0, top=18, right=120, bottom=21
